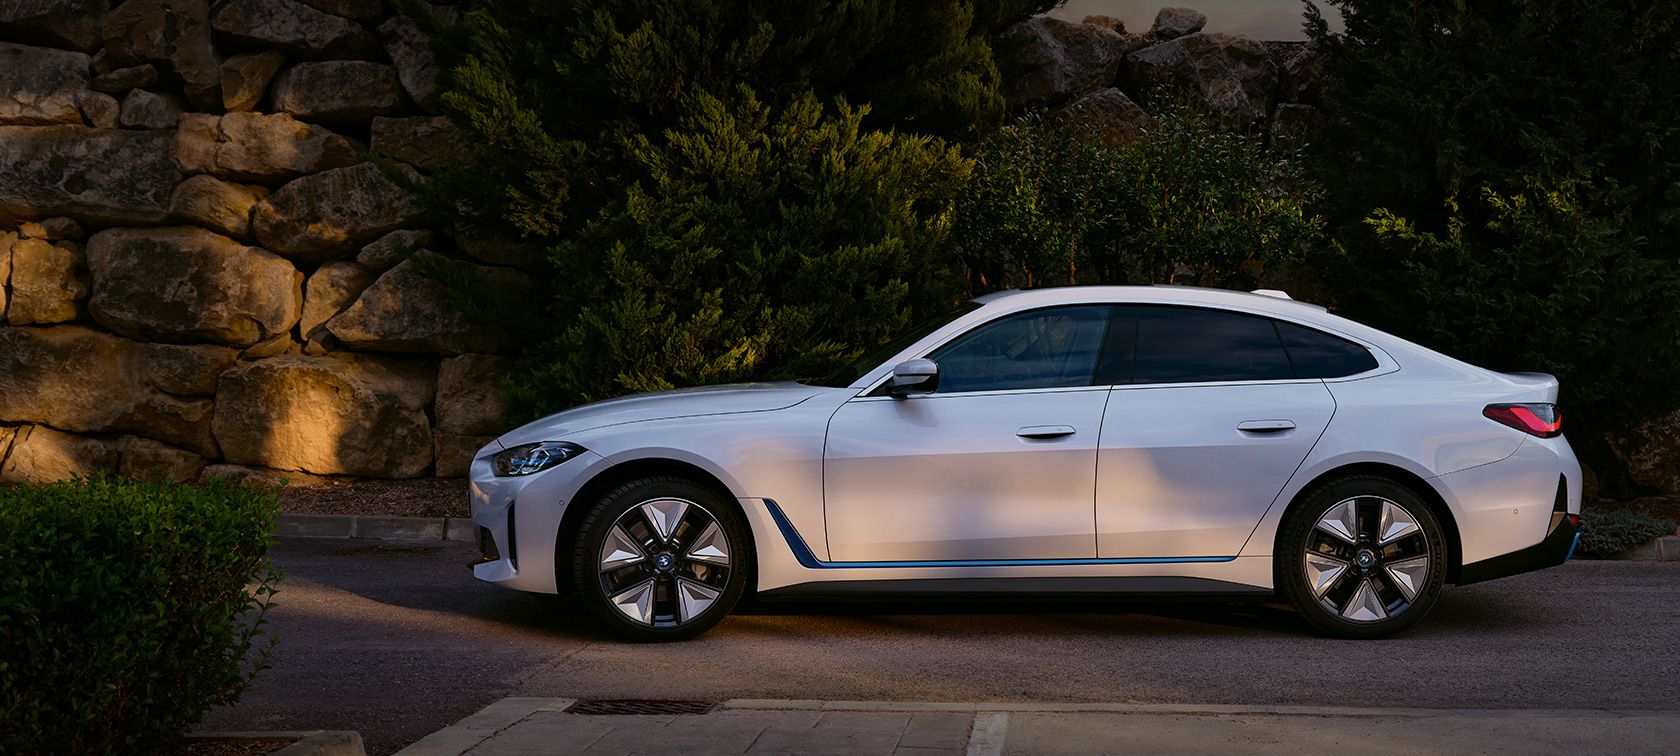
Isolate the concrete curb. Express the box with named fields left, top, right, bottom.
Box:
left=394, top=698, right=575, bottom=756
left=277, top=513, right=477, bottom=544
left=188, top=731, right=364, bottom=756
left=718, top=699, right=1676, bottom=718
left=1614, top=535, right=1680, bottom=561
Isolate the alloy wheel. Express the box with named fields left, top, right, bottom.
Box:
left=597, top=497, right=733, bottom=628
left=1303, top=496, right=1432, bottom=623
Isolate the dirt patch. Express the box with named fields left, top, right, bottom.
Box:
left=281, top=477, right=468, bottom=518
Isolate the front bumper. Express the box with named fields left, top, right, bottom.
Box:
left=1458, top=482, right=1581, bottom=585
left=468, top=445, right=613, bottom=593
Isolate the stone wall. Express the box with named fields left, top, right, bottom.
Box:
left=0, top=0, right=530, bottom=485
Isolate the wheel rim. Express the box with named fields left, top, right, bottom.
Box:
left=597, top=497, right=732, bottom=628
left=1303, top=495, right=1430, bottom=623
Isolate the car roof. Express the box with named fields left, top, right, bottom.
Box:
left=971, top=285, right=1330, bottom=317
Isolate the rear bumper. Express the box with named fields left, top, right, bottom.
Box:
left=1458, top=505, right=1581, bottom=585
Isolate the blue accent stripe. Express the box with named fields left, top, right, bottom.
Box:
left=761, top=499, right=1236, bottom=569
left=1565, top=530, right=1581, bottom=563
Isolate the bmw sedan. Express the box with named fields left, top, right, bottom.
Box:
left=468, top=286, right=1583, bottom=641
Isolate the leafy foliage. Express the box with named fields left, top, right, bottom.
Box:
left=422, top=0, right=1052, bottom=414
left=1307, top=0, right=1680, bottom=466
left=0, top=477, right=282, bottom=753
left=1577, top=507, right=1677, bottom=559
left=955, top=100, right=1323, bottom=291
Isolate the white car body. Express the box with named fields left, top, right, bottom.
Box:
left=469, top=286, right=1582, bottom=603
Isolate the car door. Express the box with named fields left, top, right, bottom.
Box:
left=823, top=305, right=1115, bottom=563
left=1095, top=305, right=1337, bottom=558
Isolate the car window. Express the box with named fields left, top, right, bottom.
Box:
left=1133, top=306, right=1294, bottom=384
left=929, top=305, right=1111, bottom=393
left=1276, top=320, right=1379, bottom=378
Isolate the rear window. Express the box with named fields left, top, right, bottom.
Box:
left=1133, top=306, right=1295, bottom=384
left=1276, top=321, right=1379, bottom=378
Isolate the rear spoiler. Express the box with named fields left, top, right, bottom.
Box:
left=1501, top=372, right=1560, bottom=404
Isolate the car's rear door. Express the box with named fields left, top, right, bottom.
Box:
left=823, top=305, right=1115, bottom=563
left=1095, top=305, right=1336, bottom=558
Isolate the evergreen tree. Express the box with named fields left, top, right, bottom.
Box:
left=420, top=0, right=1051, bottom=413
left=1307, top=0, right=1680, bottom=490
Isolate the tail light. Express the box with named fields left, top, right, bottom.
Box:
left=1483, top=403, right=1562, bottom=438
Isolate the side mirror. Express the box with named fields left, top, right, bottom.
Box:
left=888, top=358, right=939, bottom=397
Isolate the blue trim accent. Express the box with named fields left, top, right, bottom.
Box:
left=1564, top=530, right=1581, bottom=563
left=761, top=499, right=1236, bottom=569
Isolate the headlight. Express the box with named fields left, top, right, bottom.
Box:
left=492, top=441, right=586, bottom=476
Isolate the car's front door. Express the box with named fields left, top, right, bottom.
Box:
left=1095, top=305, right=1337, bottom=558
left=823, top=305, right=1117, bottom=563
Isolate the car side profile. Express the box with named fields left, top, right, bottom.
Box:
left=468, top=286, right=1583, bottom=641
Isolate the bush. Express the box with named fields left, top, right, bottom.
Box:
left=1577, top=508, right=1677, bottom=559
left=422, top=0, right=1053, bottom=416
left=0, top=477, right=282, bottom=753
left=1306, top=0, right=1680, bottom=485
left=954, top=100, right=1323, bottom=291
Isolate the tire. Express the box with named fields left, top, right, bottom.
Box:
left=1277, top=475, right=1448, bottom=639
left=572, top=476, right=750, bottom=642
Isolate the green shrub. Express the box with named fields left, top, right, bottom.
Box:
left=420, top=0, right=1052, bottom=417
left=1577, top=508, right=1677, bottom=559
left=955, top=100, right=1323, bottom=291
left=1306, top=0, right=1680, bottom=486
left=0, top=477, right=282, bottom=753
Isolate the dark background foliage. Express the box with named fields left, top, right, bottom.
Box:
left=1305, top=0, right=1680, bottom=491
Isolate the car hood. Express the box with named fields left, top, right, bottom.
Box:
left=495, top=382, right=828, bottom=448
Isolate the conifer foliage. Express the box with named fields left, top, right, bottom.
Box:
left=1308, top=0, right=1680, bottom=473
left=424, top=0, right=1051, bottom=413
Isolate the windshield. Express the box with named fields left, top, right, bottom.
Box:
left=804, top=302, right=983, bottom=388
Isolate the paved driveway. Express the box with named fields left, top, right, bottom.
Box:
left=200, top=540, right=1680, bottom=755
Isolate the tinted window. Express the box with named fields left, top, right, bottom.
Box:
left=1277, top=321, right=1379, bottom=378
left=929, top=306, right=1111, bottom=393
left=1093, top=305, right=1137, bottom=385
left=1134, top=306, right=1294, bottom=383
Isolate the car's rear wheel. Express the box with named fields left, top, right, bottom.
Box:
left=1278, top=476, right=1447, bottom=639
left=573, top=476, right=748, bottom=642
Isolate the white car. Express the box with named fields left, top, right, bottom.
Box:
left=469, top=286, right=1582, bottom=641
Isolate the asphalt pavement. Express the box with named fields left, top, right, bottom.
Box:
left=199, top=540, right=1680, bottom=755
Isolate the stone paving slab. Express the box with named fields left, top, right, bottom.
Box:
left=395, top=699, right=1680, bottom=756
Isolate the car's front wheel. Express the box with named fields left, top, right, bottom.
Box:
left=573, top=476, right=749, bottom=642
left=1278, top=476, right=1448, bottom=639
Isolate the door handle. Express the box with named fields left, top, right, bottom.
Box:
left=1238, top=420, right=1296, bottom=434
left=1017, top=425, right=1077, bottom=440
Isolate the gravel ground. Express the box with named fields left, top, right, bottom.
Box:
left=280, top=478, right=468, bottom=518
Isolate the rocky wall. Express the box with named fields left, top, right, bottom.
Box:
left=0, top=0, right=528, bottom=485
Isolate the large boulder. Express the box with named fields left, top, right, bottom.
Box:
left=91, top=63, right=157, bottom=93
left=0, top=125, right=180, bottom=225
left=379, top=15, right=441, bottom=113
left=171, top=112, right=362, bottom=183
left=1124, top=32, right=1279, bottom=123
left=0, top=0, right=106, bottom=52
left=212, top=354, right=436, bottom=478
left=356, top=228, right=431, bottom=272
left=1000, top=17, right=1127, bottom=109
left=0, top=232, right=11, bottom=318
left=326, top=253, right=533, bottom=355
left=371, top=116, right=468, bottom=170
left=270, top=61, right=404, bottom=121
left=295, top=0, right=380, bottom=23
left=252, top=162, right=424, bottom=262
left=140, top=342, right=239, bottom=395
left=118, top=89, right=182, bottom=129
left=1149, top=7, right=1207, bottom=40
left=1611, top=409, right=1680, bottom=496
left=6, top=238, right=86, bottom=324
left=1282, top=44, right=1328, bottom=106
left=299, top=260, right=376, bottom=337
left=0, top=425, right=119, bottom=485
left=103, top=0, right=221, bottom=110
left=1058, top=87, right=1149, bottom=142
left=211, top=0, right=378, bottom=60
left=0, top=326, right=217, bottom=454
left=0, top=43, right=92, bottom=126
left=219, top=51, right=283, bottom=112
left=434, top=432, right=492, bottom=477
left=85, top=226, right=303, bottom=347
left=77, top=90, right=118, bottom=128
left=117, top=435, right=208, bottom=482
left=168, top=174, right=269, bottom=239
left=436, top=353, right=509, bottom=435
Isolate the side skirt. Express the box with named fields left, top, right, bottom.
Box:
left=757, top=576, right=1274, bottom=602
